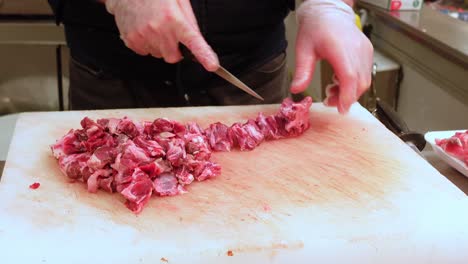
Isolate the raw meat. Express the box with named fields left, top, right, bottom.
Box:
left=436, top=130, right=468, bottom=166
left=29, top=182, right=40, bottom=189
left=50, top=97, right=313, bottom=214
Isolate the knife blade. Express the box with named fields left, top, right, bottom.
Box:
left=213, top=66, right=264, bottom=101
left=179, top=45, right=264, bottom=101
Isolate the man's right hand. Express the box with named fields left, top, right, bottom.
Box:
left=103, top=0, right=219, bottom=71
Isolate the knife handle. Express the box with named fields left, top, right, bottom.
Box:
left=375, top=98, right=426, bottom=151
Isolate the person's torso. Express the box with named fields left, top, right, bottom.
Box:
left=49, top=0, right=294, bottom=82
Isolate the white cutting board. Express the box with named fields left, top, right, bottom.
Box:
left=0, top=103, right=467, bottom=264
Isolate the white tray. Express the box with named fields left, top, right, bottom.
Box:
left=425, top=130, right=468, bottom=178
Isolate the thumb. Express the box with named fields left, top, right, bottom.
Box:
left=290, top=39, right=316, bottom=94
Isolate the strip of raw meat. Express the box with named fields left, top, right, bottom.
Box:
left=229, top=121, right=264, bottom=151
left=205, top=122, right=233, bottom=152
left=436, top=130, right=468, bottom=166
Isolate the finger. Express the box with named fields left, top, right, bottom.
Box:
left=356, top=70, right=371, bottom=100
left=290, top=31, right=317, bottom=94
left=177, top=22, right=219, bottom=71
left=150, top=46, right=162, bottom=59
left=324, top=94, right=339, bottom=107
left=178, top=0, right=198, bottom=30
left=357, top=48, right=374, bottom=99
left=323, top=83, right=339, bottom=107
left=325, top=47, right=357, bottom=114
left=159, top=33, right=183, bottom=63
left=337, top=76, right=357, bottom=114
left=123, top=32, right=150, bottom=56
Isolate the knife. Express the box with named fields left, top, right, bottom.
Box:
left=179, top=45, right=264, bottom=101
left=375, top=98, right=426, bottom=157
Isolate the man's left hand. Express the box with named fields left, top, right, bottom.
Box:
left=290, top=0, right=373, bottom=114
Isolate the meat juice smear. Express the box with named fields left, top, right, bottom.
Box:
left=51, top=97, right=312, bottom=213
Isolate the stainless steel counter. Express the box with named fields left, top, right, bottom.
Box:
left=358, top=1, right=468, bottom=110
left=358, top=1, right=468, bottom=67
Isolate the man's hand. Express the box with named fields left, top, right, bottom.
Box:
left=291, top=0, right=373, bottom=114
left=104, top=0, right=219, bottom=71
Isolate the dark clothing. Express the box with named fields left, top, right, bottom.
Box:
left=69, top=51, right=289, bottom=110
left=48, top=0, right=295, bottom=109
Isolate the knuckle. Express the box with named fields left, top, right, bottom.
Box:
left=164, top=55, right=181, bottom=64
left=342, top=68, right=357, bottom=82
left=147, top=22, right=160, bottom=34
left=184, top=34, right=203, bottom=51
left=163, top=11, right=176, bottom=23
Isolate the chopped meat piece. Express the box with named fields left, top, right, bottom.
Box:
left=255, top=113, right=289, bottom=140
left=185, top=134, right=211, bottom=160
left=205, top=122, right=233, bottom=152
left=172, top=121, right=186, bottom=137
left=184, top=122, right=211, bottom=160
left=436, top=130, right=468, bottom=166
left=229, top=120, right=264, bottom=151
left=87, top=169, right=113, bottom=193
left=114, top=140, right=152, bottom=172
left=134, top=136, right=165, bottom=158
left=255, top=113, right=280, bottom=140
left=79, top=119, right=116, bottom=153
left=51, top=129, right=86, bottom=158
left=111, top=140, right=152, bottom=192
left=116, top=117, right=141, bottom=138
left=97, top=118, right=121, bottom=134
left=87, top=146, right=117, bottom=170
left=278, top=97, right=312, bottom=136
left=174, top=166, right=194, bottom=185
left=188, top=160, right=222, bottom=181
left=29, top=182, right=40, bottom=189
left=227, top=250, right=234, bottom=256
left=51, top=97, right=313, bottom=214
left=80, top=117, right=102, bottom=130
left=121, top=168, right=154, bottom=213
left=166, top=138, right=186, bottom=166
left=186, top=122, right=204, bottom=135
left=58, top=153, right=92, bottom=180
left=99, top=176, right=114, bottom=193
left=139, top=159, right=171, bottom=178
left=196, top=162, right=221, bottom=181
left=152, top=118, right=174, bottom=133
left=153, top=172, right=179, bottom=196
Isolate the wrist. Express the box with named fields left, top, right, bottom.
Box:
left=297, top=0, right=355, bottom=22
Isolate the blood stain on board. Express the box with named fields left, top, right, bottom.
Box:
left=29, top=182, right=40, bottom=189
